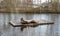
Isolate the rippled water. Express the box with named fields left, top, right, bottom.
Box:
left=0, top=13, right=60, bottom=36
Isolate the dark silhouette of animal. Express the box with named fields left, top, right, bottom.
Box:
left=20, top=18, right=38, bottom=31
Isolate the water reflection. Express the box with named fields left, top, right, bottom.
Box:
left=0, top=13, right=59, bottom=36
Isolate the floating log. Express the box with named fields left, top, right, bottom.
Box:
left=9, top=19, right=54, bottom=31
